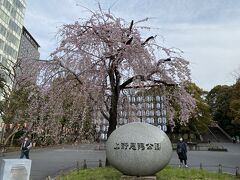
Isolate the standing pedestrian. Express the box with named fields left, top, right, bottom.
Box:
left=232, top=136, right=236, bottom=143
left=20, top=136, right=32, bottom=159
left=177, top=137, right=188, bottom=167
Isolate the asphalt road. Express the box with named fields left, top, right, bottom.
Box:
left=0, top=144, right=106, bottom=180
left=1, top=143, right=240, bottom=180
left=170, top=143, right=240, bottom=175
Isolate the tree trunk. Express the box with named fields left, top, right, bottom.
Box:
left=106, top=92, right=119, bottom=166
left=106, top=83, right=120, bottom=165
left=4, top=127, right=19, bottom=146
left=105, top=67, right=121, bottom=166
left=107, top=113, right=118, bottom=138
left=10, top=133, right=15, bottom=147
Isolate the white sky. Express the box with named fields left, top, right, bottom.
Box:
left=24, top=0, right=240, bottom=91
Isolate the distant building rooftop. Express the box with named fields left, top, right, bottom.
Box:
left=22, top=26, right=40, bottom=49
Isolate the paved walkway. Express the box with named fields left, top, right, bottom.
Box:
left=0, top=144, right=106, bottom=180
left=170, top=143, right=240, bottom=174
left=0, top=143, right=240, bottom=180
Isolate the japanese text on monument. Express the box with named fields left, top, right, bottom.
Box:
left=113, top=142, right=161, bottom=151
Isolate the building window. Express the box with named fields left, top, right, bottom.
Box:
left=4, top=44, right=17, bottom=58
left=0, top=8, right=9, bottom=24
left=0, top=23, right=7, bottom=36
left=146, top=110, right=149, bottom=116
left=162, top=109, right=166, bottom=116
left=6, top=32, right=18, bottom=45
left=137, top=96, right=142, bottom=102
left=157, top=118, right=162, bottom=124
left=12, top=0, right=25, bottom=13
left=1, top=57, right=8, bottom=67
left=146, top=96, right=150, bottom=102
left=150, top=118, right=154, bottom=124
left=0, top=38, right=4, bottom=50
left=8, top=19, right=21, bottom=35
left=10, top=7, right=17, bottom=18
left=3, top=0, right=12, bottom=12
left=151, top=103, right=154, bottom=109
left=146, top=118, right=151, bottom=124
left=162, top=125, right=167, bottom=131
left=162, top=117, right=167, bottom=124
left=132, top=96, right=135, bottom=102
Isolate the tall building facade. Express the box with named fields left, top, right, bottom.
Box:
left=94, top=87, right=168, bottom=140
left=18, top=26, right=40, bottom=60
left=16, top=26, right=40, bottom=85
left=0, top=0, right=26, bottom=138
left=0, top=0, right=26, bottom=83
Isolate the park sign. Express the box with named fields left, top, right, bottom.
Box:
left=106, top=122, right=172, bottom=176
left=0, top=159, right=32, bottom=180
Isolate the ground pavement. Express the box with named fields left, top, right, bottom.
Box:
left=170, top=143, right=240, bottom=175
left=0, top=143, right=240, bottom=180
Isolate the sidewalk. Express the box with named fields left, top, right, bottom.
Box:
left=0, top=143, right=106, bottom=180
left=1, top=143, right=239, bottom=179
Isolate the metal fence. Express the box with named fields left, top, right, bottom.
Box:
left=169, top=163, right=239, bottom=177
left=46, top=160, right=104, bottom=180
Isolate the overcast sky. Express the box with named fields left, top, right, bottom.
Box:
left=24, top=0, right=240, bottom=91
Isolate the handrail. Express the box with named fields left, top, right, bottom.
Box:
left=216, top=124, right=232, bottom=141
left=207, top=126, right=219, bottom=142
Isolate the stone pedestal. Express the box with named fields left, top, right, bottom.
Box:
left=0, top=159, right=32, bottom=180
left=121, top=175, right=156, bottom=180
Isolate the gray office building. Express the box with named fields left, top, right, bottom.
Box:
left=18, top=26, right=40, bottom=60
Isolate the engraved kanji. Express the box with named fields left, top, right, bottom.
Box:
left=154, top=143, right=161, bottom=150
left=146, top=143, right=154, bottom=150
left=114, top=143, right=120, bottom=150
left=121, top=143, right=129, bottom=150
left=137, top=143, right=145, bottom=150
left=129, top=143, right=137, bottom=150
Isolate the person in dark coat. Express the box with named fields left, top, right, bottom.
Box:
left=177, top=137, right=188, bottom=167
left=20, top=136, right=32, bottom=159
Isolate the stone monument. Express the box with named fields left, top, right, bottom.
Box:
left=106, top=122, right=172, bottom=177
left=0, top=159, right=32, bottom=180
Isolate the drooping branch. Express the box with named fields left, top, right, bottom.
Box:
left=120, top=74, right=175, bottom=90
left=141, top=35, right=156, bottom=46
left=58, top=60, right=83, bottom=85
left=100, top=109, right=110, bottom=121
left=129, top=20, right=134, bottom=33
left=120, top=58, right=174, bottom=90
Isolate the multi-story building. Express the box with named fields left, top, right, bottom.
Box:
left=94, top=87, right=168, bottom=140
left=0, top=0, right=26, bottom=84
left=118, top=94, right=167, bottom=130
left=18, top=26, right=40, bottom=60
left=0, top=0, right=26, bottom=137
left=0, top=25, right=40, bottom=142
